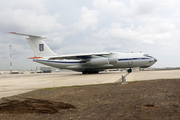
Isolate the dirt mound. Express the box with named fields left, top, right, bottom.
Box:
left=0, top=98, right=76, bottom=114
left=0, top=79, right=180, bottom=120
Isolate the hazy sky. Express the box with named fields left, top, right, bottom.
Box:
left=0, top=0, right=180, bottom=70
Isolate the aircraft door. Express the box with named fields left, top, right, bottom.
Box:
left=128, top=59, right=133, bottom=66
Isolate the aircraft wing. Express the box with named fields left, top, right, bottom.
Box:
left=48, top=52, right=113, bottom=60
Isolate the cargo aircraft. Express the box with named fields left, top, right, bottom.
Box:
left=10, top=32, right=157, bottom=74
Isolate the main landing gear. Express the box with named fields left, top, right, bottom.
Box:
left=82, top=71, right=99, bottom=74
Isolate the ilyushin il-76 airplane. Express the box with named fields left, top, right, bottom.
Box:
left=10, top=32, right=157, bottom=74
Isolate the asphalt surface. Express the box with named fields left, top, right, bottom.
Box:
left=0, top=70, right=180, bottom=98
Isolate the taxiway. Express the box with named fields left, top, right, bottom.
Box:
left=0, top=70, right=180, bottom=98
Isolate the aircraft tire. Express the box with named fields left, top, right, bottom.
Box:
left=94, top=71, right=99, bottom=74
left=82, top=70, right=99, bottom=74
left=82, top=71, right=87, bottom=74
left=127, top=68, right=132, bottom=73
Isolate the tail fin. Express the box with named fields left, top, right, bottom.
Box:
left=9, top=32, right=57, bottom=57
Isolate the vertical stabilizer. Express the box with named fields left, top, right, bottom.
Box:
left=9, top=32, right=57, bottom=57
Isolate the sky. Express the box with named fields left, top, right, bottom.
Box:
left=0, top=0, right=180, bottom=70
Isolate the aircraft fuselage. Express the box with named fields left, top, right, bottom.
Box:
left=33, top=52, right=157, bottom=73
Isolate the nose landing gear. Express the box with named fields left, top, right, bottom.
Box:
left=127, top=68, right=132, bottom=73
left=115, top=68, right=132, bottom=83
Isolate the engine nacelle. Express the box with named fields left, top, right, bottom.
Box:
left=86, top=57, right=118, bottom=65
left=109, top=58, right=118, bottom=64
left=86, top=58, right=109, bottom=65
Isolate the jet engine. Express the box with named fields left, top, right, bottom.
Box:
left=108, top=58, right=118, bottom=64
left=86, top=57, right=118, bottom=65
left=86, top=58, right=109, bottom=65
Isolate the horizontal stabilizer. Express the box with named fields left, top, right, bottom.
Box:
left=9, top=32, right=47, bottom=39
left=28, top=57, right=42, bottom=59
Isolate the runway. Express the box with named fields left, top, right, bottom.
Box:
left=0, top=70, right=180, bottom=98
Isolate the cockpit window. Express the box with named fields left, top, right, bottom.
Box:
left=143, top=54, right=153, bottom=58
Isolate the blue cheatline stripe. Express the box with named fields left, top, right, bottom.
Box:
left=34, top=60, right=86, bottom=64
left=118, top=58, right=150, bottom=61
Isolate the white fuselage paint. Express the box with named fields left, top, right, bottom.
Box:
left=33, top=53, right=156, bottom=72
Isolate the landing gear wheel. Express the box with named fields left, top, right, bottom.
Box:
left=94, top=71, right=99, bottom=74
left=82, top=71, right=99, bottom=74
left=127, top=68, right=132, bottom=73
left=82, top=71, right=87, bottom=74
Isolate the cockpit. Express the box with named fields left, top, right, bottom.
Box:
left=140, top=54, right=157, bottom=68
left=143, top=54, right=153, bottom=58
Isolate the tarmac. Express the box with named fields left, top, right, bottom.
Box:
left=0, top=70, right=180, bottom=98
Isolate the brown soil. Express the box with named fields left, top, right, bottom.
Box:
left=0, top=79, right=180, bottom=120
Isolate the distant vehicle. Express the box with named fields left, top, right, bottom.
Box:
left=10, top=32, right=157, bottom=74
